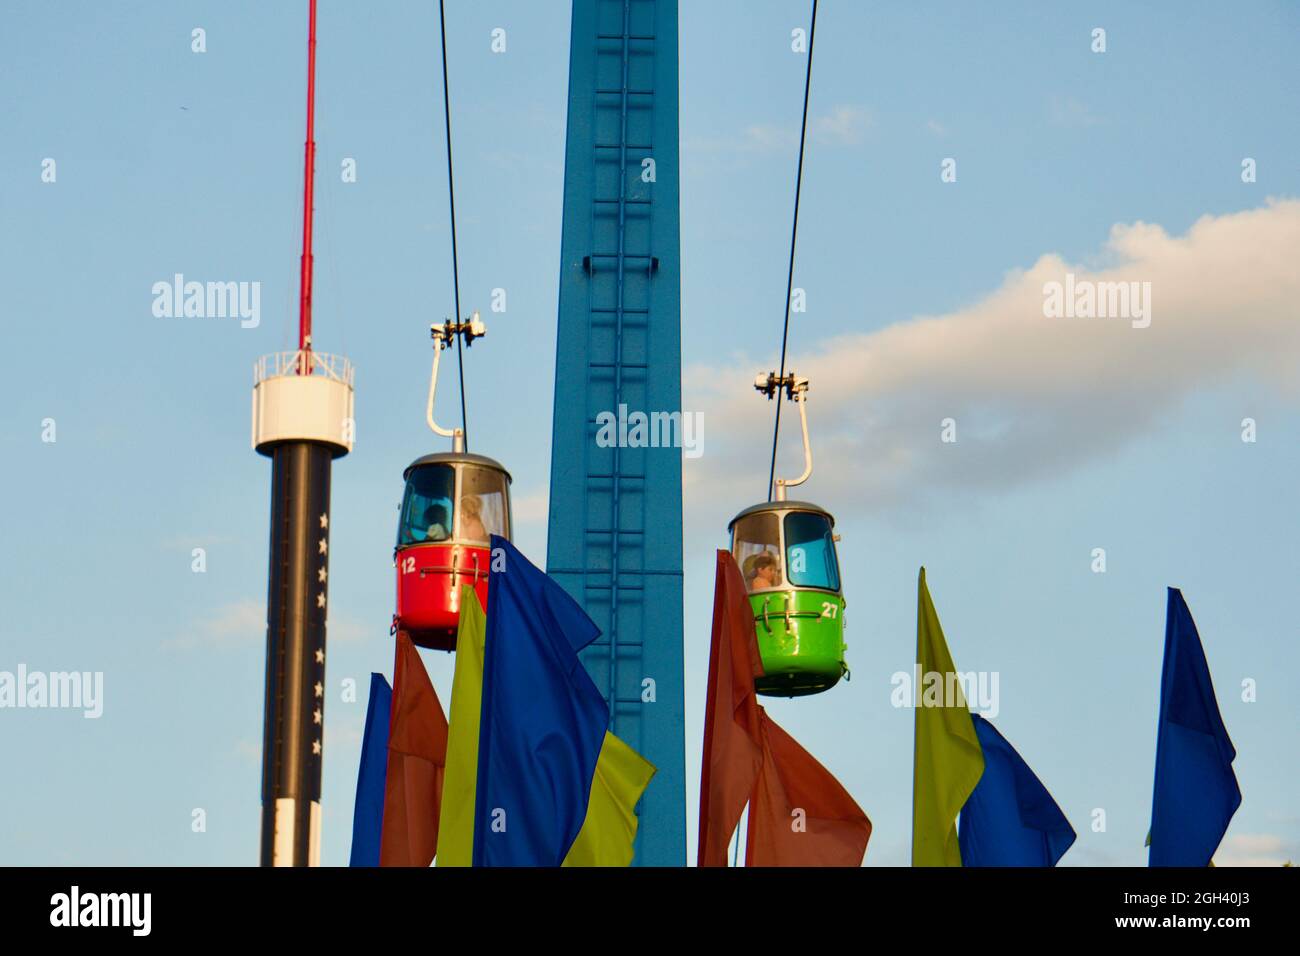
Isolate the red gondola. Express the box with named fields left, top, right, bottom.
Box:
left=392, top=314, right=511, bottom=650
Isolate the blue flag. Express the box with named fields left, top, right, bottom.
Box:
left=958, top=714, right=1075, bottom=866
left=474, top=535, right=609, bottom=866
left=348, top=673, right=392, bottom=867
left=1149, top=588, right=1241, bottom=866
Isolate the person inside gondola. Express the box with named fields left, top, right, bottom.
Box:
left=424, top=504, right=450, bottom=542
left=745, top=552, right=782, bottom=591
left=459, top=494, right=488, bottom=542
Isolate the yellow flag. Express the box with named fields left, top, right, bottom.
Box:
left=435, top=586, right=486, bottom=867
left=911, top=567, right=985, bottom=866
left=563, top=731, right=656, bottom=867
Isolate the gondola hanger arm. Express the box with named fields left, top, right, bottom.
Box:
left=427, top=312, right=485, bottom=452
left=755, top=371, right=812, bottom=501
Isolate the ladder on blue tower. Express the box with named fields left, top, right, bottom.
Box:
left=547, top=0, right=686, bottom=866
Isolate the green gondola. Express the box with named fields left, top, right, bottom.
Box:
left=731, top=373, right=847, bottom=697
left=729, top=500, right=847, bottom=696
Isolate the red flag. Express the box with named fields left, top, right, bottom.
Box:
left=697, top=550, right=765, bottom=866
left=745, top=709, right=871, bottom=867
left=379, top=631, right=448, bottom=867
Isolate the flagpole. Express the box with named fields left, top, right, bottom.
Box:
left=910, top=568, right=922, bottom=866
left=733, top=803, right=750, bottom=866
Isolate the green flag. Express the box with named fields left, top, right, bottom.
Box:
left=911, top=567, right=985, bottom=866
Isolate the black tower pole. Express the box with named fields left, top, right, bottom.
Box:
left=259, top=442, right=333, bottom=865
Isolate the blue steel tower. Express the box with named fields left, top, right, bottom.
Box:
left=547, top=0, right=686, bottom=866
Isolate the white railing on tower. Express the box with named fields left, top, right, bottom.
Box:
left=254, top=350, right=354, bottom=386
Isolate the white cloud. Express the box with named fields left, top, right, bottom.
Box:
left=685, top=104, right=872, bottom=157
left=233, top=739, right=260, bottom=765
left=684, top=200, right=1300, bottom=522
left=1214, top=833, right=1295, bottom=867
left=1049, top=95, right=1103, bottom=128
left=328, top=612, right=370, bottom=645
left=162, top=600, right=369, bottom=649
left=813, top=105, right=872, bottom=145
left=511, top=486, right=550, bottom=526
left=163, top=599, right=265, bottom=650
left=157, top=534, right=237, bottom=551
left=740, top=123, right=795, bottom=152
left=324, top=714, right=365, bottom=752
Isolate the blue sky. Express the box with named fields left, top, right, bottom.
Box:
left=1, top=0, right=1296, bottom=866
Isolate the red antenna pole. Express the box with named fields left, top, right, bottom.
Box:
left=297, top=0, right=318, bottom=371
